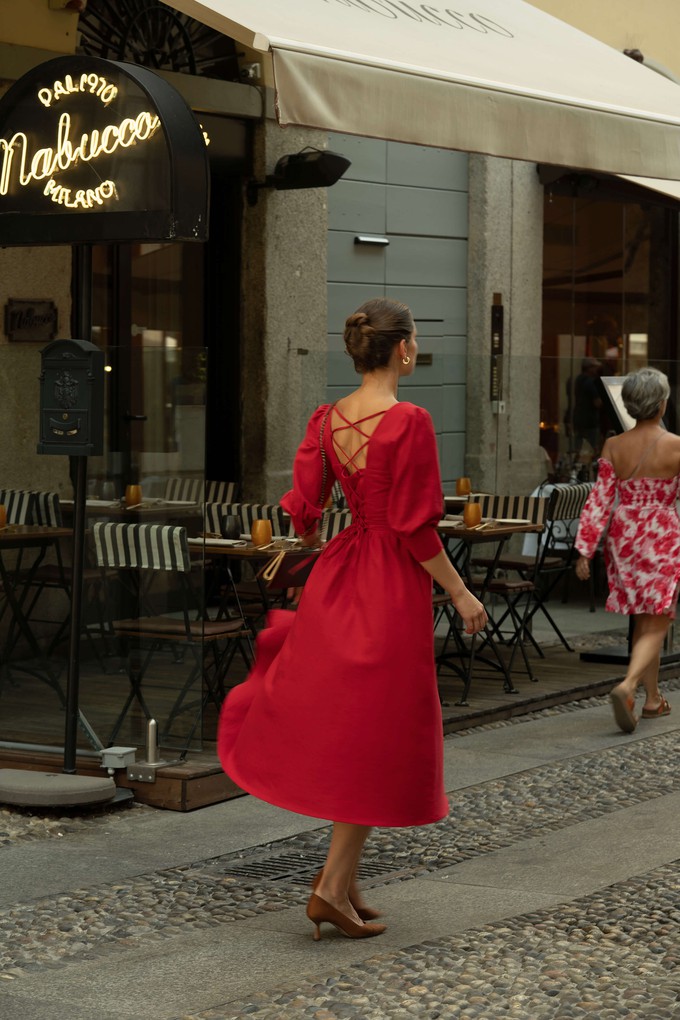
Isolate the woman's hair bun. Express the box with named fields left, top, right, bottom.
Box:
left=343, top=298, right=413, bottom=375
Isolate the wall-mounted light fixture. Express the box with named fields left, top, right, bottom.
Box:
left=247, top=147, right=351, bottom=206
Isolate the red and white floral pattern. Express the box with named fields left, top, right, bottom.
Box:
left=575, top=458, right=680, bottom=616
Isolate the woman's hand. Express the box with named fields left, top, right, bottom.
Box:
left=299, top=528, right=321, bottom=549
left=575, top=555, right=591, bottom=581
left=452, top=587, right=488, bottom=635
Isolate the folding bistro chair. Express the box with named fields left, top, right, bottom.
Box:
left=93, top=522, right=252, bottom=750
left=17, top=491, right=111, bottom=662
left=0, top=489, right=39, bottom=637
left=471, top=484, right=593, bottom=653
left=463, top=494, right=551, bottom=682
left=520, top=482, right=593, bottom=650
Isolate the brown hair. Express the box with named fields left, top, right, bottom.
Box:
left=344, top=298, right=414, bottom=374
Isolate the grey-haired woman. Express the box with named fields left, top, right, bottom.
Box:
left=575, top=367, right=680, bottom=732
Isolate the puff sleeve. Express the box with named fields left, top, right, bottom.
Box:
left=280, top=404, right=335, bottom=536
left=386, top=404, right=444, bottom=562
left=575, top=459, right=617, bottom=559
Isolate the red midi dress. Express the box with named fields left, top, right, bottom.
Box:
left=575, top=458, right=680, bottom=616
left=218, top=401, right=450, bottom=827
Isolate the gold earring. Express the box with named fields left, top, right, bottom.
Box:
left=402, top=356, right=411, bottom=366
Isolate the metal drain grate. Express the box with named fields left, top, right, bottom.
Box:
left=222, top=851, right=400, bottom=884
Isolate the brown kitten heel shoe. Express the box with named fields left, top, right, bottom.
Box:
left=306, top=893, right=386, bottom=941
left=610, top=686, right=637, bottom=733
left=311, top=869, right=382, bottom=921
left=641, top=696, right=671, bottom=719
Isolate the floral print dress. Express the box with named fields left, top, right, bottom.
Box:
left=575, top=458, right=680, bottom=616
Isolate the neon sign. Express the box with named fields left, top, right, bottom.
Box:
left=38, top=73, right=119, bottom=108
left=44, top=178, right=117, bottom=209
left=0, top=111, right=161, bottom=197
left=0, top=72, right=163, bottom=213
left=0, top=55, right=210, bottom=245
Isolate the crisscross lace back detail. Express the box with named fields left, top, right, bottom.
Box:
left=330, top=406, right=390, bottom=478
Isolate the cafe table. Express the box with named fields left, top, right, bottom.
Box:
left=187, top=535, right=319, bottom=635
left=437, top=516, right=544, bottom=705
left=60, top=497, right=201, bottom=525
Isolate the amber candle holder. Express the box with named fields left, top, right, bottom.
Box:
left=251, top=519, right=273, bottom=547
left=125, top=484, right=142, bottom=508
left=0, top=504, right=6, bottom=528
left=463, top=502, right=482, bottom=527
left=455, top=476, right=471, bottom=497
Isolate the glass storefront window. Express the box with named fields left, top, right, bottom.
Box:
left=542, top=188, right=678, bottom=480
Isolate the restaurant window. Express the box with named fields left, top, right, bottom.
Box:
left=88, top=242, right=206, bottom=495
left=541, top=179, right=679, bottom=480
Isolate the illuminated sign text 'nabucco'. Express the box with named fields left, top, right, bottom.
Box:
left=0, top=73, right=161, bottom=210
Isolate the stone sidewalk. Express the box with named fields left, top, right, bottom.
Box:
left=0, top=683, right=678, bottom=1019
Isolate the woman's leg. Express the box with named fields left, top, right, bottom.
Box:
left=615, top=613, right=671, bottom=707
left=314, top=822, right=372, bottom=923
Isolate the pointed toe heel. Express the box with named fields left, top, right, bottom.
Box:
left=311, top=868, right=382, bottom=921
left=306, top=893, right=386, bottom=941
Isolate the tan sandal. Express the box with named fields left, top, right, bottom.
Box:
left=610, top=686, right=637, bottom=733
left=641, top=696, right=671, bottom=719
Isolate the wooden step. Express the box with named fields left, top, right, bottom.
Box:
left=0, top=746, right=246, bottom=812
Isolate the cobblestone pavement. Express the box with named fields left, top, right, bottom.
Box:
left=1, top=685, right=678, bottom=1018
left=186, top=862, right=680, bottom=1020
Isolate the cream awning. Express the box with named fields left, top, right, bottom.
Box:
left=171, top=0, right=680, bottom=179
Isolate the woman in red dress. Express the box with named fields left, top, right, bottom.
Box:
left=218, top=298, right=486, bottom=940
left=575, top=367, right=680, bottom=733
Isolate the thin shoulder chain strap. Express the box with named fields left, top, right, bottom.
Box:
left=624, top=430, right=666, bottom=480
left=318, top=403, right=335, bottom=508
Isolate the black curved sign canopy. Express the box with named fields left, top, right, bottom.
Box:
left=0, top=55, right=209, bottom=245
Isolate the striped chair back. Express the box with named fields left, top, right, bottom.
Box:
left=28, top=491, right=62, bottom=527
left=203, top=501, right=248, bottom=535
left=205, top=480, right=237, bottom=504
left=543, top=482, right=594, bottom=552
left=163, top=477, right=202, bottom=504
left=93, top=523, right=191, bottom=573
left=471, top=494, right=550, bottom=527
left=330, top=479, right=347, bottom=510
left=320, top=508, right=353, bottom=542
left=548, top=482, right=593, bottom=522
left=220, top=502, right=288, bottom=538
left=0, top=489, right=36, bottom=525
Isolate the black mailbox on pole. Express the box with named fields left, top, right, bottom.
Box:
left=37, top=339, right=104, bottom=457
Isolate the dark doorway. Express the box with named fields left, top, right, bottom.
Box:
left=84, top=172, right=243, bottom=496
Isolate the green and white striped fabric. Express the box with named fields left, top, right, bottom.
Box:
left=93, top=523, right=191, bottom=573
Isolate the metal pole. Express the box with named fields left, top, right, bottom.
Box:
left=63, top=455, right=87, bottom=773
left=64, top=242, right=93, bottom=775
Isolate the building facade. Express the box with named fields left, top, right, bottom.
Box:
left=1, top=0, right=678, bottom=503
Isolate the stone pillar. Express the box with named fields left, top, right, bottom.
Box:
left=466, top=155, right=545, bottom=494
left=240, top=121, right=329, bottom=502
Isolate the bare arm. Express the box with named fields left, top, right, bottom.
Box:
left=419, top=548, right=487, bottom=634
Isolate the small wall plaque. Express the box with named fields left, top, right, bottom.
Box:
left=5, top=299, right=58, bottom=342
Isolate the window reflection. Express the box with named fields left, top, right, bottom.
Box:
left=541, top=189, right=677, bottom=480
